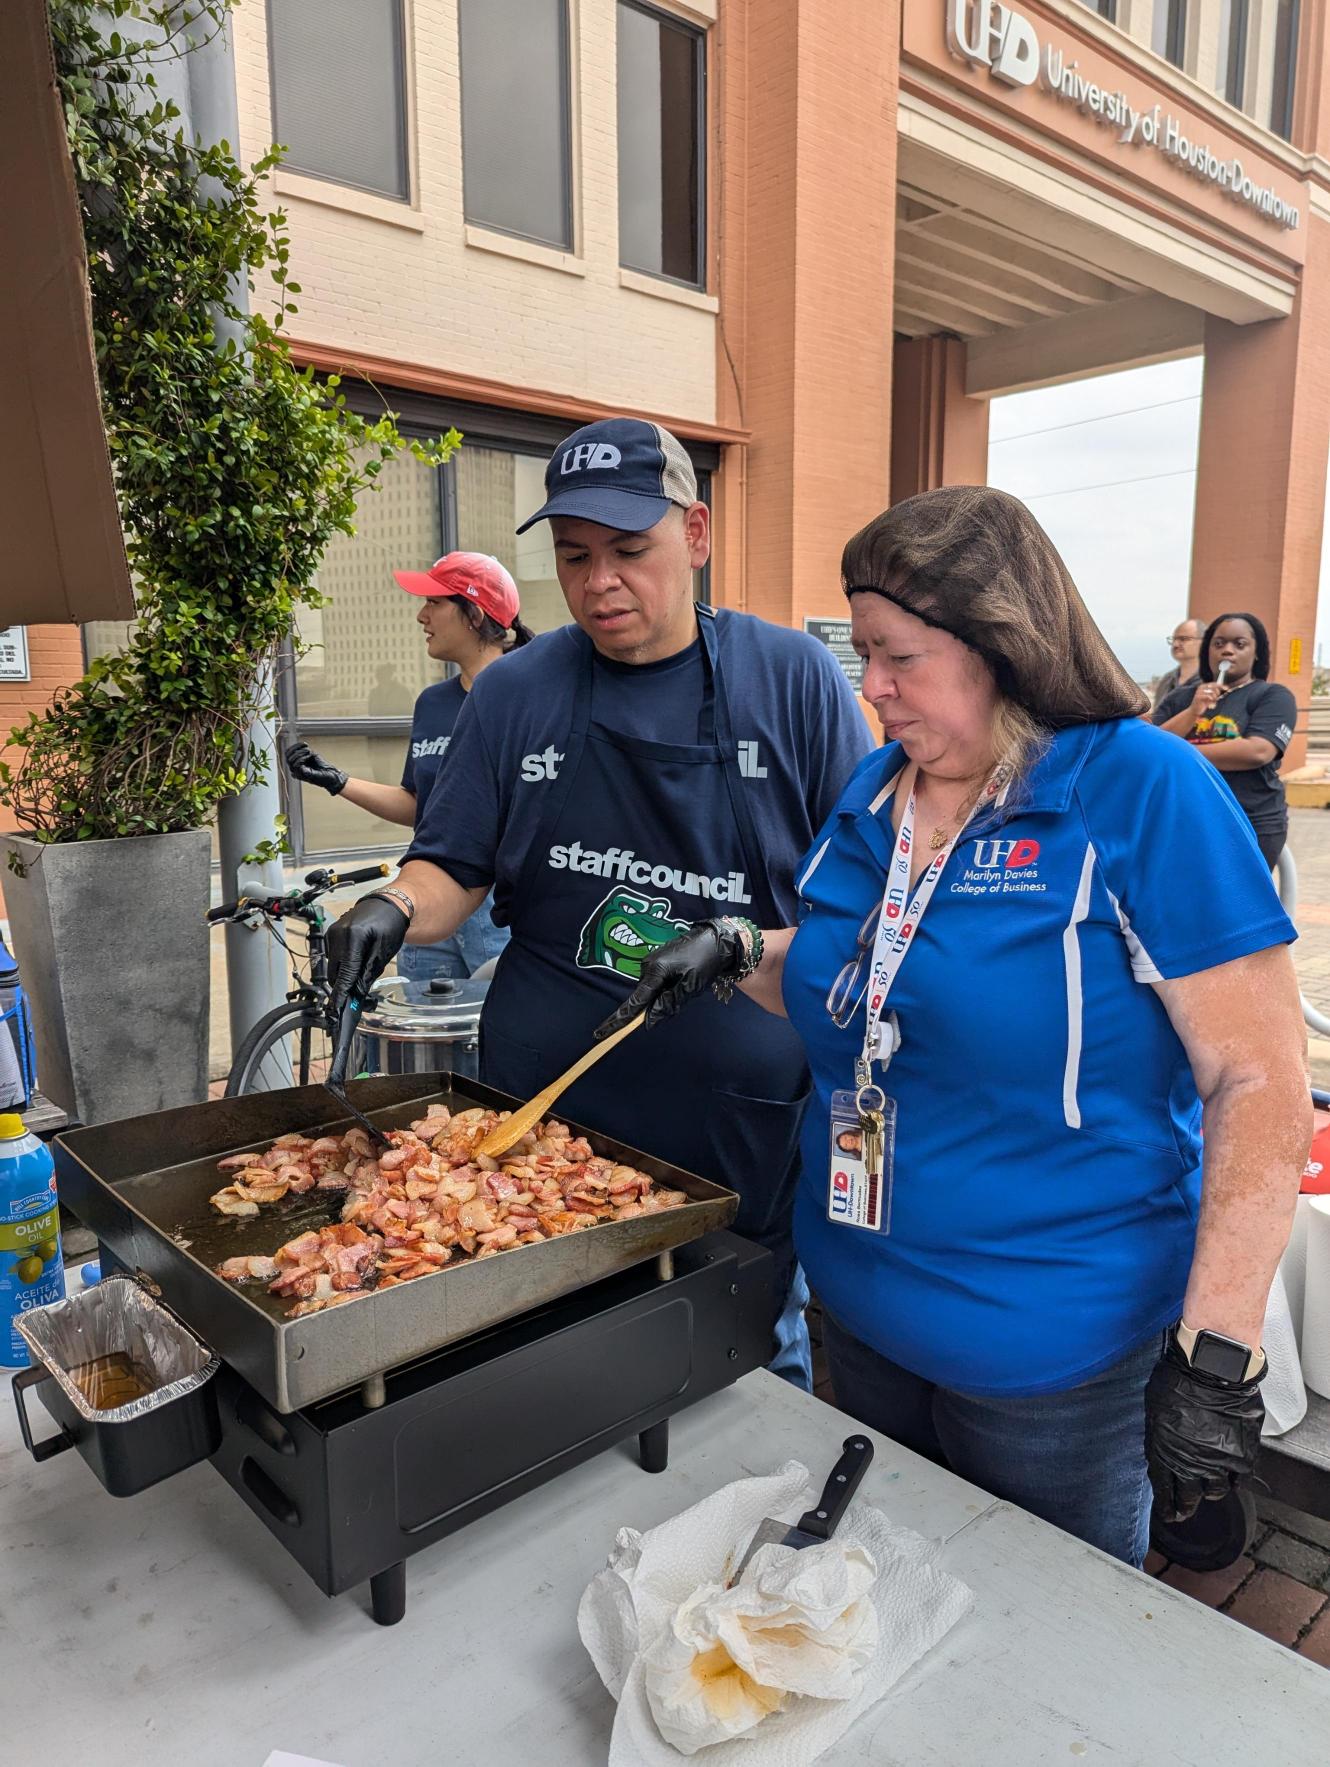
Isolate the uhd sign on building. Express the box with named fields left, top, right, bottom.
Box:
left=945, top=0, right=1301, bottom=230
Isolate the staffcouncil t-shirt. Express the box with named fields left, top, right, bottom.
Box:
left=401, top=677, right=467, bottom=813
left=1153, top=678, right=1296, bottom=833
left=782, top=719, right=1295, bottom=1397
left=405, top=611, right=875, bottom=926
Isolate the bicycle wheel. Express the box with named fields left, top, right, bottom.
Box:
left=225, top=1003, right=335, bottom=1097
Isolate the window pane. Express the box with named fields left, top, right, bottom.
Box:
left=459, top=0, right=570, bottom=246
left=295, top=450, right=444, bottom=720
left=1216, top=0, right=1248, bottom=104
left=297, top=733, right=415, bottom=854
left=1269, top=0, right=1298, bottom=136
left=454, top=447, right=567, bottom=635
left=617, top=3, right=704, bottom=285
left=1152, top=0, right=1186, bottom=65
left=268, top=0, right=407, bottom=199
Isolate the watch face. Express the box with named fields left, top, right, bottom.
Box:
left=1192, top=1331, right=1252, bottom=1384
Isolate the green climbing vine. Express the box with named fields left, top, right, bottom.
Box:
left=2, top=0, right=458, bottom=842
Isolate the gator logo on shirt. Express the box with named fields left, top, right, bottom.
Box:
left=576, top=889, right=689, bottom=979
left=1190, top=714, right=1240, bottom=744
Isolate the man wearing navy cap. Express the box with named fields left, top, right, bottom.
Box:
left=327, top=418, right=873, bottom=1384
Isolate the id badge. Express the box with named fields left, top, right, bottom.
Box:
left=827, top=1088, right=896, bottom=1234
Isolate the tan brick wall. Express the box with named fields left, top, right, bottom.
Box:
left=231, top=0, right=718, bottom=422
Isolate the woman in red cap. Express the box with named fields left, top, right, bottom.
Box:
left=284, top=552, right=534, bottom=988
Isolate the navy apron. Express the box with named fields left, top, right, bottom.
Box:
left=480, top=609, right=809, bottom=1317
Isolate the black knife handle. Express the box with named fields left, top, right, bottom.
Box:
left=793, top=1434, right=874, bottom=1541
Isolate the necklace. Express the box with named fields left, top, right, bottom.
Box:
left=928, top=822, right=952, bottom=851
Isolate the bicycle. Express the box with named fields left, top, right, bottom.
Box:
left=208, top=863, right=391, bottom=1096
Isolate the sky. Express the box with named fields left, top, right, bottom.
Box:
left=986, top=357, right=1330, bottom=684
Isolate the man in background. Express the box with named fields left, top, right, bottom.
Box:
left=1152, top=616, right=1204, bottom=711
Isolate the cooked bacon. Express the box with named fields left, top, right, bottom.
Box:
left=211, top=1111, right=688, bottom=1314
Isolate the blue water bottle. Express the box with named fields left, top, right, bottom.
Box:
left=0, top=1113, right=64, bottom=1366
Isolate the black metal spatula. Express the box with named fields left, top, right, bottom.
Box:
left=729, top=1434, right=874, bottom=1586
left=325, top=996, right=393, bottom=1152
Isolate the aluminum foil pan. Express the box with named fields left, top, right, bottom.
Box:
left=16, top=1274, right=218, bottom=1424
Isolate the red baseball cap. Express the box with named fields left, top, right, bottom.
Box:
left=393, top=551, right=520, bottom=627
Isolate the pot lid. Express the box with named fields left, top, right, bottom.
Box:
left=360, top=974, right=487, bottom=1033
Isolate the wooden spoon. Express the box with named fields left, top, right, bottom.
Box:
left=473, top=1013, right=645, bottom=1160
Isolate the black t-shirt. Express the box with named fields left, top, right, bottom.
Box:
left=1152, top=677, right=1297, bottom=832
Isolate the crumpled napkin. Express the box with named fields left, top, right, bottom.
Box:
left=578, top=1461, right=972, bottom=1764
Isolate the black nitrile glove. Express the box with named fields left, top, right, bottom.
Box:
left=327, top=896, right=410, bottom=1020
left=593, top=919, right=747, bottom=1040
left=1144, top=1333, right=1265, bottom=1523
left=283, top=739, right=348, bottom=797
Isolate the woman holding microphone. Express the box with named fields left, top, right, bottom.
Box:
left=1152, top=611, right=1297, bottom=869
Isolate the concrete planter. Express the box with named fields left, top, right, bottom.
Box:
left=3, top=829, right=211, bottom=1125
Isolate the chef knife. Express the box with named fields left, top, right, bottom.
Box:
left=729, top=1433, right=874, bottom=1586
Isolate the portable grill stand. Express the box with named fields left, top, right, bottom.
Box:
left=55, top=1077, right=772, bottom=1625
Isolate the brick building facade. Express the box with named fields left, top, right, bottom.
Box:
left=14, top=0, right=1330, bottom=858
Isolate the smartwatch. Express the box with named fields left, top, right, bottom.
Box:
left=1173, top=1320, right=1265, bottom=1384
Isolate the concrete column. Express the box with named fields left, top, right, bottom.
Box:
left=890, top=336, right=990, bottom=505
left=711, top=0, right=899, bottom=626
left=1187, top=216, right=1330, bottom=768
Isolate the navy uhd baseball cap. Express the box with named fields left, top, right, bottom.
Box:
left=516, top=417, right=698, bottom=535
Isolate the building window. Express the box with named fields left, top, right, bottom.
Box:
left=1076, top=0, right=1117, bottom=20
left=268, top=0, right=409, bottom=200
left=1152, top=0, right=1186, bottom=67
left=1269, top=0, right=1299, bottom=137
left=617, top=2, right=706, bottom=287
left=458, top=0, right=572, bottom=249
left=1216, top=0, right=1249, bottom=105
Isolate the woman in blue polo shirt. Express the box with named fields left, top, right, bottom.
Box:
left=602, top=487, right=1310, bottom=1567
left=284, top=552, right=533, bottom=989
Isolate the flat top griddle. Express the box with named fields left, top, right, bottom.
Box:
left=55, top=1074, right=738, bottom=1413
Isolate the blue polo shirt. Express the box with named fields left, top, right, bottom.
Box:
left=782, top=718, right=1296, bottom=1397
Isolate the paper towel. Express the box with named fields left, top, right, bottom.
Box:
left=1260, top=1265, right=1308, bottom=1436
left=1283, top=1198, right=1310, bottom=1343
left=1298, top=1197, right=1330, bottom=1399
left=578, top=1461, right=972, bottom=1766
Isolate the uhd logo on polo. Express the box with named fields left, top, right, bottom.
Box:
left=946, top=0, right=1039, bottom=86
left=561, top=442, right=622, bottom=474
left=973, top=838, right=1040, bottom=869
left=951, top=835, right=1046, bottom=898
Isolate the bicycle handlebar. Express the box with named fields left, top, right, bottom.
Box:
left=208, top=862, right=391, bottom=926
left=329, top=863, right=392, bottom=887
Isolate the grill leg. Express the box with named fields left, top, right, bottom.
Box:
left=639, top=1418, right=669, bottom=1474
left=370, top=1561, right=406, bottom=1626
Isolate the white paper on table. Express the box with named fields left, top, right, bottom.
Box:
left=578, top=1460, right=972, bottom=1766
